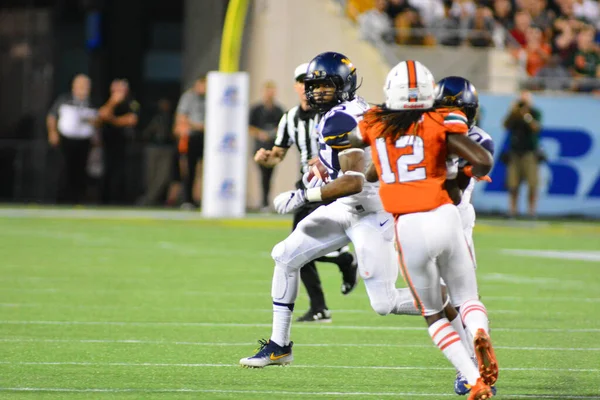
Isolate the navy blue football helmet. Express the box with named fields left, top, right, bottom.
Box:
left=434, top=76, right=479, bottom=126
left=304, top=51, right=358, bottom=112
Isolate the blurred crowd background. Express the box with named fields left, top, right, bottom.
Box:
left=0, top=0, right=598, bottom=217
left=349, top=0, right=600, bottom=91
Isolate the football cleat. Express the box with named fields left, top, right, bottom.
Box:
left=467, top=377, right=494, bottom=400
left=454, top=370, right=470, bottom=396
left=296, top=309, right=332, bottom=323
left=340, top=253, right=358, bottom=295
left=455, top=364, right=497, bottom=396
left=239, top=339, right=293, bottom=368
left=474, top=329, right=499, bottom=387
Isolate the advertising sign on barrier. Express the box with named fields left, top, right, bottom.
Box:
left=202, top=72, right=249, bottom=218
left=474, top=94, right=600, bottom=218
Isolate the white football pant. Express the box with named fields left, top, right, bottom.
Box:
left=395, top=204, right=479, bottom=316
left=271, top=201, right=413, bottom=316
left=458, top=202, right=477, bottom=268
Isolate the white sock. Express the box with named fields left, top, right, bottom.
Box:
left=429, top=318, right=479, bottom=385
left=391, top=288, right=420, bottom=315
left=271, top=302, right=294, bottom=347
left=460, top=299, right=489, bottom=339
left=450, top=312, right=474, bottom=358
left=270, top=264, right=300, bottom=347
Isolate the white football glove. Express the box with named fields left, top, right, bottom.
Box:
left=273, top=189, right=307, bottom=214
left=301, top=172, right=326, bottom=189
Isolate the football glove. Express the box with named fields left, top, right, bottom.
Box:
left=273, top=189, right=307, bottom=214
left=301, top=172, right=326, bottom=189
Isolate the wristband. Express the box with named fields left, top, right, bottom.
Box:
left=305, top=187, right=323, bottom=202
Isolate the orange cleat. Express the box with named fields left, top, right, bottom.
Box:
left=474, top=329, right=499, bottom=387
left=468, top=377, right=494, bottom=400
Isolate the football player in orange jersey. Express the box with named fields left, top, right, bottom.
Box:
left=358, top=60, right=498, bottom=400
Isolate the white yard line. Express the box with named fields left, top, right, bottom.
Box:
left=501, top=249, right=600, bottom=263
left=0, top=361, right=597, bottom=373
left=0, top=338, right=597, bottom=352
left=0, top=387, right=598, bottom=399
left=0, top=320, right=598, bottom=333
left=3, top=285, right=600, bottom=302
left=479, top=273, right=590, bottom=288
left=0, top=302, right=528, bottom=315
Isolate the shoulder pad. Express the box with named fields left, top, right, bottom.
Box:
left=468, top=125, right=494, bottom=155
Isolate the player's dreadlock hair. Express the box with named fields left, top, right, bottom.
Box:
left=363, top=105, right=435, bottom=142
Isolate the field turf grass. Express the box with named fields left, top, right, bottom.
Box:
left=0, top=208, right=599, bottom=399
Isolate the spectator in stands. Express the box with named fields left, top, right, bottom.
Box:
left=395, top=7, right=433, bottom=45
left=503, top=90, right=542, bottom=218
left=527, top=0, right=556, bottom=39
left=347, top=0, right=375, bottom=22
left=139, top=98, right=175, bottom=206
left=510, top=11, right=532, bottom=48
left=568, top=26, right=600, bottom=91
left=523, top=26, right=552, bottom=76
left=551, top=16, right=579, bottom=64
left=490, top=0, right=513, bottom=48
left=407, top=0, right=444, bottom=28
left=557, top=0, right=577, bottom=19
left=249, top=81, right=284, bottom=212
left=492, top=0, right=513, bottom=28
left=358, top=0, right=395, bottom=44
left=573, top=0, right=599, bottom=25
left=46, top=74, right=98, bottom=204
left=534, top=54, right=572, bottom=90
left=467, top=5, right=495, bottom=47
left=555, top=0, right=589, bottom=33
left=174, top=75, right=206, bottom=210
left=98, top=79, right=139, bottom=205
left=386, top=0, right=413, bottom=21
left=434, top=0, right=463, bottom=46
left=450, top=0, right=476, bottom=20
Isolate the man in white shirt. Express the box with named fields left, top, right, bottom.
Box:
left=358, top=0, right=395, bottom=45
left=47, top=74, right=98, bottom=204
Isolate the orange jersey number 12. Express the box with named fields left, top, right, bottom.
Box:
left=375, top=135, right=426, bottom=184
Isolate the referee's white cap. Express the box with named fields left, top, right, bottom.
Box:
left=294, top=63, right=309, bottom=81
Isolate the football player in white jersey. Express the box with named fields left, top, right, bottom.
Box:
left=240, top=52, right=421, bottom=368
left=435, top=76, right=497, bottom=396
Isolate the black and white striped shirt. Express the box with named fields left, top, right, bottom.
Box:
left=274, top=105, right=320, bottom=175
left=48, top=94, right=97, bottom=139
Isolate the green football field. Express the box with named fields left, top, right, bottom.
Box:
left=0, top=208, right=599, bottom=399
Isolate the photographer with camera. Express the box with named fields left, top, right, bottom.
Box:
left=502, top=90, right=543, bottom=219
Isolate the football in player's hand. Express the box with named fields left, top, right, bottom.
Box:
left=307, top=159, right=330, bottom=183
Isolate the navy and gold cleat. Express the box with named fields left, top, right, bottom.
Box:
left=239, top=339, right=293, bottom=368
left=455, top=370, right=471, bottom=395
left=455, top=358, right=497, bottom=396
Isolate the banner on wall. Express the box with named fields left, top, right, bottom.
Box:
left=202, top=72, right=249, bottom=218
left=473, top=94, right=600, bottom=218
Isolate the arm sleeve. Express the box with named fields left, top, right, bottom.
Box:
left=48, top=94, right=65, bottom=118
left=480, top=139, right=495, bottom=156
left=443, top=111, right=469, bottom=135
left=273, top=112, right=293, bottom=148
left=321, top=112, right=358, bottom=150
left=176, top=92, right=191, bottom=115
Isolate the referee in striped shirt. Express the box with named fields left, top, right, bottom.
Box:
left=254, top=63, right=357, bottom=323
